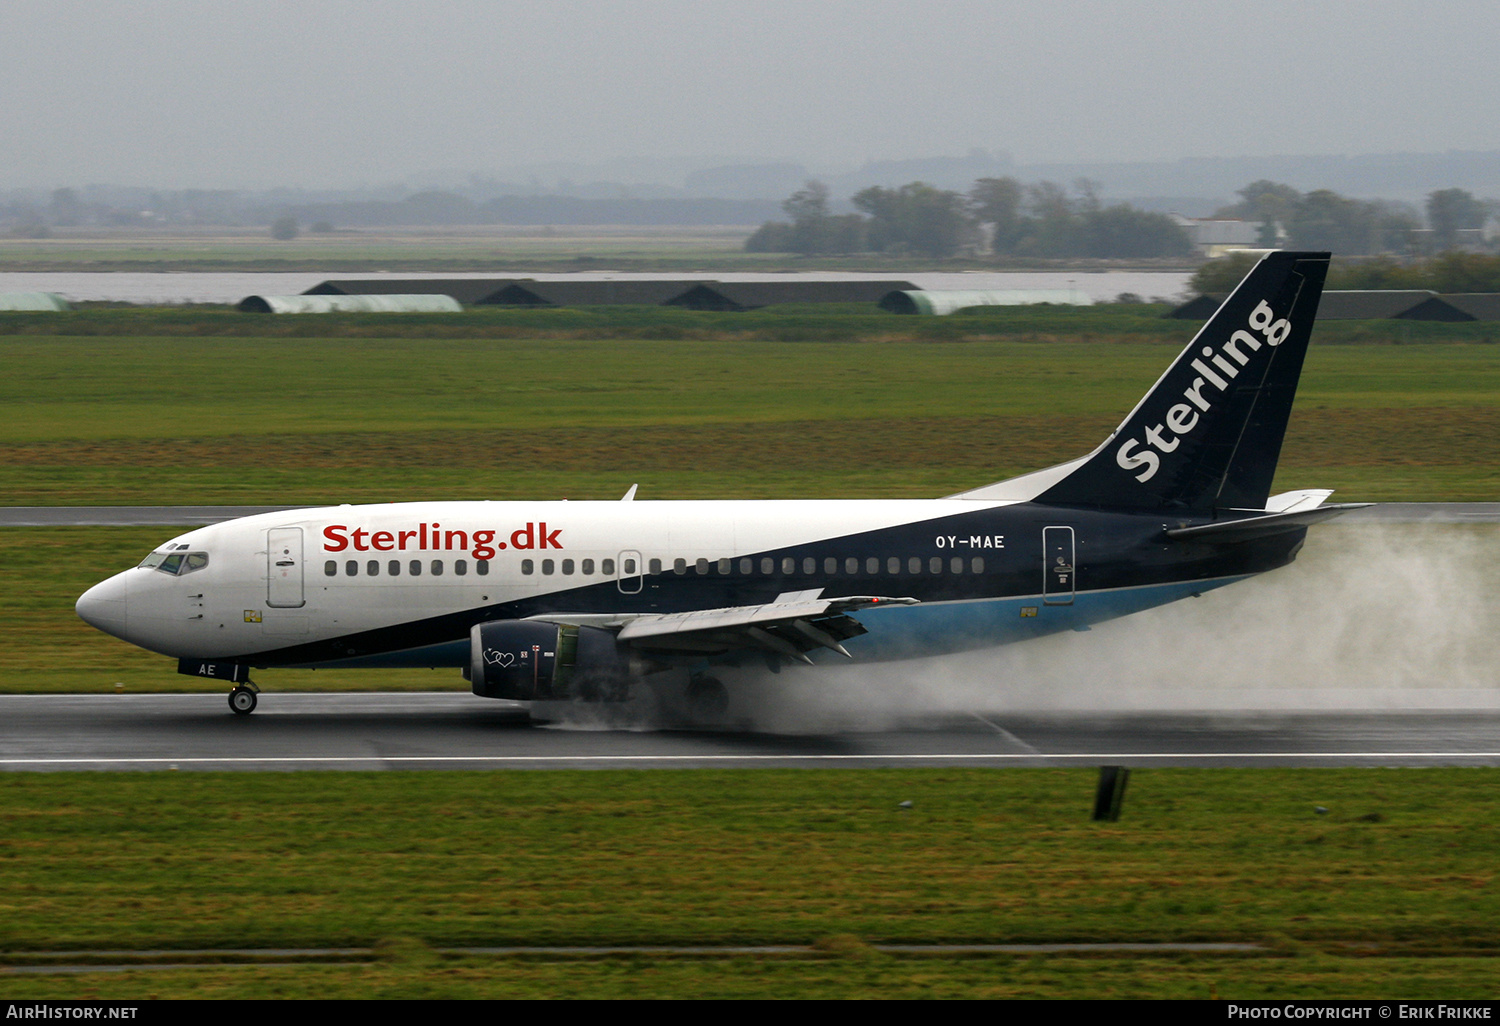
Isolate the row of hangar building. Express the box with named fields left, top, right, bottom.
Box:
left=237, top=278, right=1500, bottom=321
left=289, top=278, right=915, bottom=312
left=237, top=278, right=1089, bottom=315
left=7, top=278, right=1500, bottom=321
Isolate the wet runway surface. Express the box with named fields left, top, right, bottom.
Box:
left=4, top=692, right=1498, bottom=771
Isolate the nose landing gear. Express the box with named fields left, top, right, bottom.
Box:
left=228, top=681, right=260, bottom=715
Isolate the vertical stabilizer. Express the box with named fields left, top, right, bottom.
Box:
left=1029, top=251, right=1329, bottom=512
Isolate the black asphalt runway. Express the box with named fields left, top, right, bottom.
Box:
left=3, top=692, right=1499, bottom=771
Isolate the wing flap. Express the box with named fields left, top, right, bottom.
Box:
left=611, top=590, right=917, bottom=660
left=613, top=590, right=915, bottom=642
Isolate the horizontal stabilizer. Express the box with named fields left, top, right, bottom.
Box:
left=1165, top=503, right=1370, bottom=541
left=1263, top=488, right=1335, bottom=513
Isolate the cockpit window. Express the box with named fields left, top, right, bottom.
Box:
left=138, top=550, right=209, bottom=576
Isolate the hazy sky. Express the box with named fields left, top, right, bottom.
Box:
left=5, top=0, right=1499, bottom=189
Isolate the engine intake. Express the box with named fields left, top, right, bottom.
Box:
left=468, top=620, right=637, bottom=701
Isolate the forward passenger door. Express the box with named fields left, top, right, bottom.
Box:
left=267, top=527, right=306, bottom=608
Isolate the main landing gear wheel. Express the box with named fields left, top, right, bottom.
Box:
left=228, top=685, right=258, bottom=716
left=686, top=673, right=729, bottom=722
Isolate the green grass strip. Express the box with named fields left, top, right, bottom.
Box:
left=0, top=335, right=1496, bottom=505
left=2, top=768, right=1497, bottom=956
left=5, top=950, right=1500, bottom=1000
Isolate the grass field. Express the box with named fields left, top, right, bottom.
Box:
left=1, top=307, right=1497, bottom=508
left=3, top=768, right=1500, bottom=999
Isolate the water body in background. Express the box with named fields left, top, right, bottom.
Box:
left=0, top=270, right=1193, bottom=306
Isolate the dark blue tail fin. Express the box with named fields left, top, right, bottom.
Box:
left=1034, top=251, right=1329, bottom=513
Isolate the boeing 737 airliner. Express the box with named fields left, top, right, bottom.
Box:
left=77, top=251, right=1359, bottom=715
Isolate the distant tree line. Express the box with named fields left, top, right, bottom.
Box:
left=8, top=178, right=1497, bottom=260
left=745, top=177, right=1194, bottom=259
left=1191, top=249, right=1500, bottom=296
left=748, top=178, right=1500, bottom=262
left=1212, top=180, right=1494, bottom=255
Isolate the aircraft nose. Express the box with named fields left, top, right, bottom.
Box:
left=76, top=573, right=130, bottom=637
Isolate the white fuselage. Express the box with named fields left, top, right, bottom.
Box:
left=78, top=498, right=1043, bottom=666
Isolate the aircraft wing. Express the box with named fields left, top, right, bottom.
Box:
left=531, top=590, right=918, bottom=663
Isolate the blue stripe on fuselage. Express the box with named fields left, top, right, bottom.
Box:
left=834, top=573, right=1248, bottom=662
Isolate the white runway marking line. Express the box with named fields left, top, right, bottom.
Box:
left=5, top=752, right=1500, bottom=767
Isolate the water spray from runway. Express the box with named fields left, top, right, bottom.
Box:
left=542, top=523, right=1500, bottom=734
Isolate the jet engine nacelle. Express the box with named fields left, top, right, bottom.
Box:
left=468, top=619, right=637, bottom=701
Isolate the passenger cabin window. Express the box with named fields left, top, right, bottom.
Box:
left=477, top=560, right=490, bottom=576
left=521, top=559, right=534, bottom=575
left=649, top=558, right=662, bottom=574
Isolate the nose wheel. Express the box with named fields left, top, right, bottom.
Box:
left=228, top=683, right=260, bottom=716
